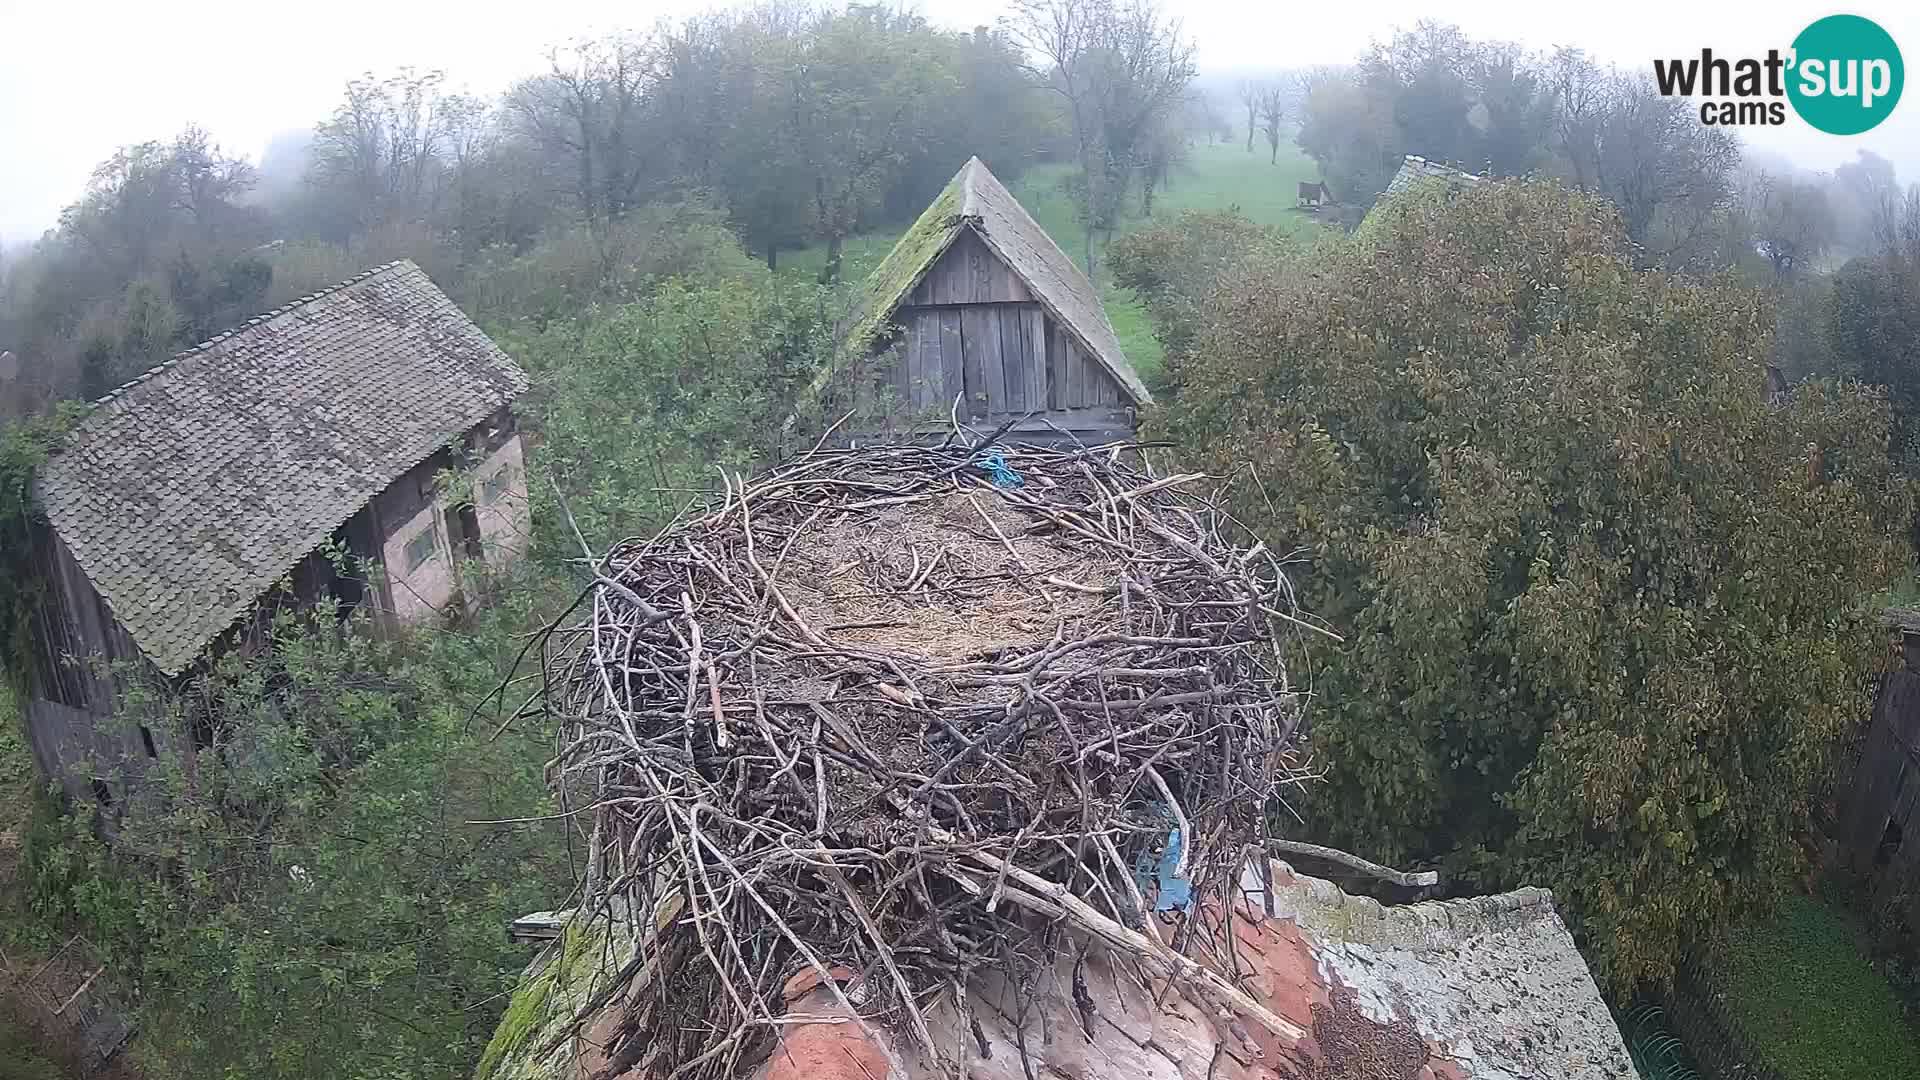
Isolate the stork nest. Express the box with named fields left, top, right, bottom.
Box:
left=537, top=437, right=1319, bottom=1079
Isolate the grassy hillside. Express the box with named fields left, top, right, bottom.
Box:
left=789, top=138, right=1326, bottom=383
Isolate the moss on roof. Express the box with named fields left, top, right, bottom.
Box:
left=474, top=918, right=626, bottom=1080
left=845, top=174, right=965, bottom=351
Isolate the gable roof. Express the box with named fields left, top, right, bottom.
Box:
left=850, top=157, right=1151, bottom=405
left=1383, top=153, right=1485, bottom=199
left=36, top=260, right=528, bottom=676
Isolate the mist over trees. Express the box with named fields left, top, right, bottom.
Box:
left=10, top=7, right=1920, bottom=1074
left=0, top=4, right=1089, bottom=416
left=1009, top=0, right=1196, bottom=282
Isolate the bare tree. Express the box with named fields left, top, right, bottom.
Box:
left=1009, top=0, right=1195, bottom=283
left=1255, top=83, right=1285, bottom=164
left=1546, top=50, right=1740, bottom=271
left=1238, top=79, right=1258, bottom=153
left=506, top=34, right=660, bottom=227
left=310, top=69, right=460, bottom=233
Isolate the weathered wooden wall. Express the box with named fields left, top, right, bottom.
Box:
left=1840, top=661, right=1920, bottom=879
left=851, top=229, right=1135, bottom=446
left=21, top=525, right=171, bottom=805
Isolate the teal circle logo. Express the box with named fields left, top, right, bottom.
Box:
left=1788, top=15, right=1903, bottom=135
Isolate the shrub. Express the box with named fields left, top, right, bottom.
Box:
left=504, top=275, right=836, bottom=551
left=20, top=574, right=573, bottom=1080
left=1108, top=209, right=1294, bottom=380
left=459, top=200, right=760, bottom=327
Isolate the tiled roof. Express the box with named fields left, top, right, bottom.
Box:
left=1383, top=153, right=1485, bottom=198
left=36, top=261, right=528, bottom=675
left=483, top=861, right=1633, bottom=1080
left=852, top=157, right=1151, bottom=405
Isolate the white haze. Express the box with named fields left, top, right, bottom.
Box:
left=3, top=0, right=1918, bottom=244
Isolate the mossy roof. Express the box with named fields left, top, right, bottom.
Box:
left=847, top=157, right=1150, bottom=406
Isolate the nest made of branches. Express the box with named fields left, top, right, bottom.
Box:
left=538, top=435, right=1321, bottom=1079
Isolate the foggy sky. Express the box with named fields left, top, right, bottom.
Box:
left=3, top=0, right=1918, bottom=245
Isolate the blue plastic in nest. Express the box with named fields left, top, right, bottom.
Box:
left=1130, top=816, right=1194, bottom=914
left=972, top=451, right=1024, bottom=489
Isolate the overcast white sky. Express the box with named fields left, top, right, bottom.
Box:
left=3, top=1, right=1917, bottom=244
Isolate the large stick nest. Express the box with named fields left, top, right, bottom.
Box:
left=539, top=437, right=1318, bottom=1078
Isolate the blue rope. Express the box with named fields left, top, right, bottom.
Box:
left=973, top=451, right=1024, bottom=489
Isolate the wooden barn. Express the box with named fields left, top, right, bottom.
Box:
left=820, top=156, right=1151, bottom=446
left=20, top=260, right=532, bottom=809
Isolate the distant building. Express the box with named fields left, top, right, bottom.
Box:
left=1381, top=154, right=1485, bottom=200
left=21, top=260, right=531, bottom=807
left=816, top=156, right=1152, bottom=447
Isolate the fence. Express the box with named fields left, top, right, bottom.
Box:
left=0, top=932, right=134, bottom=1070
left=1655, top=956, right=1790, bottom=1080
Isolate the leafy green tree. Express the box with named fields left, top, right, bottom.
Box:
left=0, top=128, right=270, bottom=406
left=787, top=6, right=957, bottom=283
left=1152, top=180, right=1912, bottom=992
left=1108, top=209, right=1293, bottom=381
left=1829, top=251, right=1920, bottom=467
left=1295, top=24, right=1552, bottom=221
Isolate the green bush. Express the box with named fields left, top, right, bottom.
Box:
left=460, top=200, right=760, bottom=327
left=1107, top=209, right=1296, bottom=381
left=504, top=274, right=836, bottom=552
left=20, top=571, right=573, bottom=1080
left=1153, top=178, right=1914, bottom=993
left=1707, top=895, right=1920, bottom=1079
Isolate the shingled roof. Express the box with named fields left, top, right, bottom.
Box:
left=849, top=156, right=1150, bottom=405
left=1383, top=154, right=1485, bottom=198
left=35, top=260, right=528, bottom=676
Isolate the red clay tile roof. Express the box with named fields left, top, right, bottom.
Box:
left=484, top=862, right=1633, bottom=1080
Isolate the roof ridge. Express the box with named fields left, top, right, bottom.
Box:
left=1268, top=860, right=1558, bottom=946
left=90, top=260, right=416, bottom=407
left=958, top=156, right=988, bottom=219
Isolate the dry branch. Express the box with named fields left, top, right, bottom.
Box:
left=539, top=434, right=1313, bottom=1079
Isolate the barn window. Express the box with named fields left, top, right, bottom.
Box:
left=404, top=523, right=439, bottom=572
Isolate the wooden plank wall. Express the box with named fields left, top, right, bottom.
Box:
left=905, top=230, right=1034, bottom=306
left=889, top=304, right=1122, bottom=422
left=855, top=226, right=1134, bottom=443
left=22, top=525, right=169, bottom=803
left=1842, top=668, right=1920, bottom=877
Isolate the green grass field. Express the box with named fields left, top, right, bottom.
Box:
left=1707, top=894, right=1920, bottom=1080
left=789, top=139, right=1325, bottom=383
